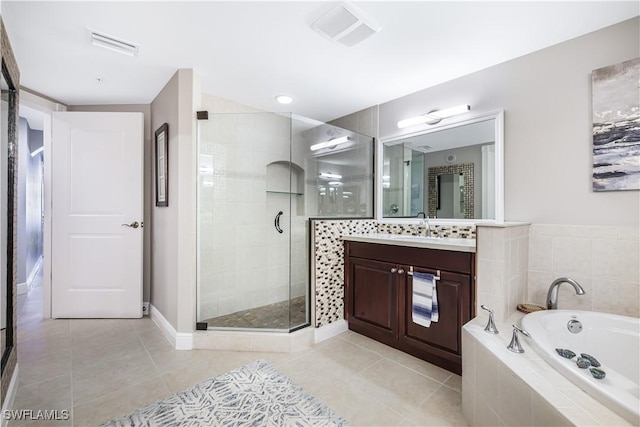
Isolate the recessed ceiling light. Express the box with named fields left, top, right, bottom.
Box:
left=275, top=95, right=293, bottom=104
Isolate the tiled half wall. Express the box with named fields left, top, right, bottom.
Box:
left=311, top=219, right=476, bottom=327
left=476, top=224, right=530, bottom=322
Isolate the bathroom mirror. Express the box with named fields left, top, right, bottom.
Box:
left=380, top=110, right=503, bottom=221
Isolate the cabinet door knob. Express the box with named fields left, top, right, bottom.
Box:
left=398, top=268, right=405, bottom=275
left=390, top=267, right=397, bottom=273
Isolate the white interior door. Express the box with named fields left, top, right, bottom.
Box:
left=52, top=112, right=143, bottom=318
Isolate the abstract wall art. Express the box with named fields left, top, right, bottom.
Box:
left=592, top=57, right=640, bottom=191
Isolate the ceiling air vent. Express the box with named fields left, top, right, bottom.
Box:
left=312, top=2, right=381, bottom=47
left=88, top=29, right=139, bottom=57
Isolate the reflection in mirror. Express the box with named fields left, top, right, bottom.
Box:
left=1, top=62, right=15, bottom=372
left=299, top=120, right=374, bottom=218
left=382, top=112, right=502, bottom=220
left=1, top=69, right=8, bottom=363
left=431, top=163, right=473, bottom=219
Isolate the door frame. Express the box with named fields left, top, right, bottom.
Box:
left=20, top=90, right=67, bottom=319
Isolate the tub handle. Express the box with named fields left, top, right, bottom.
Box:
left=507, top=324, right=531, bottom=353
left=480, top=305, right=499, bottom=335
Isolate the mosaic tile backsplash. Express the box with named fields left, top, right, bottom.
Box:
left=312, top=220, right=476, bottom=327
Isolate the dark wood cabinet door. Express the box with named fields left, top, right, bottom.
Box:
left=399, top=269, right=471, bottom=355
left=346, top=257, right=398, bottom=344
left=344, top=241, right=474, bottom=374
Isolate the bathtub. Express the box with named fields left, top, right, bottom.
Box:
left=521, top=310, right=640, bottom=425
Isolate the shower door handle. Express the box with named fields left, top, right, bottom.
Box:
left=274, top=211, right=283, bottom=234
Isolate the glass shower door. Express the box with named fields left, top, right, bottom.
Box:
left=196, top=112, right=307, bottom=331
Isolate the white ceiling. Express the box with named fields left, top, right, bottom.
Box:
left=3, top=1, right=638, bottom=123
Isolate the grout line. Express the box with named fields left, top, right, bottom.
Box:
left=348, top=334, right=456, bottom=385
left=70, top=325, right=75, bottom=427
left=130, top=319, right=165, bottom=384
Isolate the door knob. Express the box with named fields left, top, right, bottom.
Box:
left=390, top=267, right=398, bottom=273
left=122, top=221, right=140, bottom=229
left=397, top=268, right=405, bottom=275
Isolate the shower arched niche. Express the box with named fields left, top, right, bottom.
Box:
left=196, top=112, right=373, bottom=337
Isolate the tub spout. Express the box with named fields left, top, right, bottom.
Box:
left=546, top=277, right=585, bottom=310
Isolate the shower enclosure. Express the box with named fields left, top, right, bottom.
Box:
left=196, top=112, right=373, bottom=332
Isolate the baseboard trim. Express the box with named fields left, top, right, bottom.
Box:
left=1, top=364, right=19, bottom=427
left=28, top=256, right=43, bottom=287
left=314, top=319, right=348, bottom=343
left=149, top=304, right=193, bottom=350
left=175, top=333, right=194, bottom=350
left=17, top=256, right=44, bottom=296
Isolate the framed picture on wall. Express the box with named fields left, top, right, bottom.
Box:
left=155, top=123, right=169, bottom=206
left=592, top=57, right=640, bottom=191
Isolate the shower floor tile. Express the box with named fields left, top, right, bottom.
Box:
left=201, top=296, right=307, bottom=329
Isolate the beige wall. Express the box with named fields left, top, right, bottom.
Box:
left=378, top=17, right=640, bottom=227
left=67, top=104, right=152, bottom=303
left=148, top=69, right=198, bottom=332
left=149, top=71, right=180, bottom=328
left=329, top=105, right=378, bottom=138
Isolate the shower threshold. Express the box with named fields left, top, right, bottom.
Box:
left=193, top=296, right=314, bottom=353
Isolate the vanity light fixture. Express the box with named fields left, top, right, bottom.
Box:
left=310, top=136, right=351, bottom=151
left=319, top=172, right=342, bottom=180
left=328, top=181, right=343, bottom=186
left=275, top=95, right=293, bottom=104
left=397, top=104, right=470, bottom=129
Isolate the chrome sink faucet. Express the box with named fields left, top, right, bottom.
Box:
left=416, top=212, right=430, bottom=237
left=546, top=277, right=585, bottom=309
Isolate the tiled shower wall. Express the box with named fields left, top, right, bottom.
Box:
left=527, top=224, right=640, bottom=317
left=312, top=219, right=477, bottom=327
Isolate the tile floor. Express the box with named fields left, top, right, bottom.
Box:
left=11, top=272, right=466, bottom=426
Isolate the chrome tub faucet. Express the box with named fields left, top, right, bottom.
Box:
left=546, top=277, right=585, bottom=310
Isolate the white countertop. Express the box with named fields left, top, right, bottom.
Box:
left=344, top=233, right=476, bottom=253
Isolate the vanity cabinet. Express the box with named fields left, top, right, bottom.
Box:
left=344, top=240, right=475, bottom=374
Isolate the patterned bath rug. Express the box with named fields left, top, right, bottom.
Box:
left=98, top=359, right=349, bottom=427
